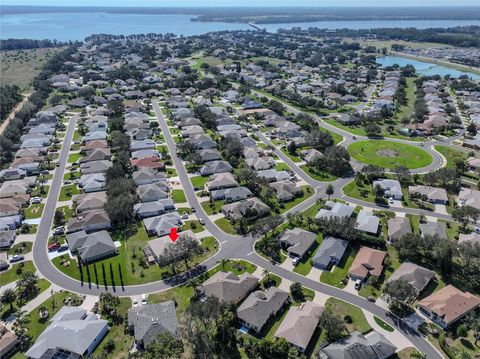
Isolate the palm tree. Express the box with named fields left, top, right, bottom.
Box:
left=0, top=288, right=17, bottom=310
left=262, top=268, right=270, bottom=283
left=216, top=258, right=228, bottom=272
left=326, top=184, right=334, bottom=200
left=12, top=310, right=30, bottom=346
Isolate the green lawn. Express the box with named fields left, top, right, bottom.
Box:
left=58, top=184, right=80, bottom=201
left=300, top=164, right=338, bottom=182
left=325, top=298, right=372, bottom=334
left=25, top=203, right=45, bottom=219
left=166, top=167, right=177, bottom=177
left=67, top=152, right=81, bottom=163
left=374, top=316, right=394, bottom=332
left=63, top=171, right=80, bottom=181
left=343, top=180, right=376, bottom=203
left=348, top=140, right=433, bottom=169
left=191, top=175, right=209, bottom=190
left=182, top=220, right=205, bottom=233
left=274, top=162, right=291, bottom=171
left=31, top=185, right=50, bottom=198
left=201, top=199, right=225, bottom=215
left=0, top=261, right=36, bottom=286
left=280, top=148, right=302, bottom=162
left=434, top=145, right=468, bottom=169
left=56, top=205, right=74, bottom=223
left=52, top=225, right=219, bottom=286
left=320, top=246, right=357, bottom=288
left=214, top=218, right=236, bottom=234
left=171, top=189, right=187, bottom=203
left=293, top=234, right=323, bottom=276
left=7, top=242, right=33, bottom=256
left=279, top=186, right=314, bottom=214
left=395, top=77, right=416, bottom=119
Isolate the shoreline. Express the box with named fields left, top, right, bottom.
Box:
left=390, top=51, right=480, bottom=76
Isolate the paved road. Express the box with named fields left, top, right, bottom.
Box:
left=31, top=106, right=444, bottom=358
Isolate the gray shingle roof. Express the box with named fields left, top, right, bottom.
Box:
left=278, top=228, right=316, bottom=258
left=313, top=236, right=349, bottom=269
left=200, top=271, right=259, bottom=304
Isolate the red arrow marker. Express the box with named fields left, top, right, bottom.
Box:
left=169, top=227, right=179, bottom=242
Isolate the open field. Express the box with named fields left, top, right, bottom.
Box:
left=0, top=47, right=65, bottom=90
left=348, top=140, right=433, bottom=169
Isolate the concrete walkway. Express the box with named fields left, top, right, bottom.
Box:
left=306, top=267, right=323, bottom=281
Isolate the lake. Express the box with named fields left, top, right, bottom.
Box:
left=1, top=12, right=480, bottom=41
left=376, top=55, right=480, bottom=80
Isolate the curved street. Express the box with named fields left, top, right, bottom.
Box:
left=30, top=100, right=452, bottom=359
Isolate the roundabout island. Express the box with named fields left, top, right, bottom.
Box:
left=347, top=140, right=434, bottom=169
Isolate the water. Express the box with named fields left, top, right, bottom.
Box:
left=1, top=12, right=480, bottom=41
left=376, top=55, right=480, bottom=80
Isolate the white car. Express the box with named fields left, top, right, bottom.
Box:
left=198, top=218, right=205, bottom=225
left=181, top=213, right=189, bottom=220
left=141, top=294, right=147, bottom=305
left=292, top=257, right=300, bottom=266
left=354, top=279, right=362, bottom=290
left=133, top=298, right=138, bottom=307
left=31, top=197, right=42, bottom=204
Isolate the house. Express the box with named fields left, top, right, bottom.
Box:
left=131, top=157, right=164, bottom=171
left=130, top=139, right=155, bottom=151
left=128, top=301, right=180, bottom=348
left=409, top=185, right=448, bottom=204
left=387, top=262, right=435, bottom=297
left=80, top=148, right=111, bottom=163
left=198, top=271, right=259, bottom=304
left=457, top=187, right=480, bottom=210
left=25, top=306, right=109, bottom=359
left=198, top=149, right=222, bottom=163
left=277, top=228, right=316, bottom=259
left=0, top=168, right=26, bottom=181
left=245, top=157, right=276, bottom=171
left=372, top=179, right=403, bottom=200
left=420, top=221, right=448, bottom=240
left=73, top=192, right=107, bottom=214
left=275, top=302, right=323, bottom=353
left=387, top=217, right=412, bottom=242
left=315, top=202, right=354, bottom=220
left=458, top=232, right=480, bottom=245
left=0, top=179, right=31, bottom=198
left=269, top=180, right=302, bottom=202
left=318, top=331, right=396, bottom=359
left=146, top=231, right=196, bottom=262
left=222, top=198, right=270, bottom=221
left=200, top=160, right=233, bottom=176
left=237, top=287, right=289, bottom=334
left=79, top=173, right=107, bottom=192
left=0, top=215, right=22, bottom=230
left=143, top=212, right=182, bottom=236
left=257, top=169, right=290, bottom=183
left=66, top=230, right=117, bottom=264
left=336, top=113, right=360, bottom=125
left=355, top=210, right=380, bottom=235
left=66, top=210, right=111, bottom=233
left=0, top=200, right=21, bottom=218
left=190, top=134, right=217, bottom=150
left=210, top=187, right=253, bottom=203
left=0, top=230, right=16, bottom=249
left=312, top=236, right=349, bottom=270
left=80, top=160, right=112, bottom=175
left=206, top=172, right=238, bottom=191
left=133, top=199, right=175, bottom=218
left=349, top=246, right=386, bottom=281
left=137, top=183, right=169, bottom=203
left=82, top=131, right=107, bottom=143
left=132, top=169, right=167, bottom=186
left=300, top=148, right=323, bottom=164
left=0, top=324, right=19, bottom=358
left=417, top=285, right=480, bottom=328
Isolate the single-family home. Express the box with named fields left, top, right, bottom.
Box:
left=420, top=221, right=448, bottom=240
left=237, top=287, right=289, bottom=334
left=210, top=187, right=253, bottom=203
left=315, top=202, right=353, bottom=220
left=257, top=169, right=290, bottom=183
left=387, top=262, right=435, bottom=298
left=66, top=230, right=117, bottom=264
left=79, top=173, right=107, bottom=192
left=300, top=148, right=323, bottom=164
left=387, top=217, right=412, bottom=242
left=128, top=301, right=180, bottom=348
left=206, top=172, right=238, bottom=191
left=0, top=324, right=19, bottom=358
left=222, top=198, right=270, bottom=221
left=200, top=160, right=233, bottom=176
left=66, top=210, right=111, bottom=233
left=457, top=187, right=480, bottom=210
left=312, top=236, right=349, bottom=270
left=409, top=185, right=448, bottom=204
left=137, top=183, right=169, bottom=203
left=198, top=149, right=222, bottom=163
left=132, top=169, right=167, bottom=186
left=133, top=199, right=175, bottom=219
left=73, top=192, right=107, bottom=214
left=277, top=228, right=316, bottom=259
left=275, top=302, right=323, bottom=353
left=349, top=246, right=386, bottom=281
left=417, top=285, right=480, bottom=328
left=269, top=181, right=302, bottom=202
left=355, top=210, right=380, bottom=235
left=0, top=230, right=16, bottom=249
left=80, top=160, right=112, bottom=175
left=198, top=271, right=259, bottom=304
left=25, top=306, right=109, bottom=359
left=372, top=179, right=403, bottom=200
left=143, top=212, right=182, bottom=237
left=458, top=232, right=480, bottom=245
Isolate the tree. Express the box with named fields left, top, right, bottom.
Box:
left=364, top=123, right=382, bottom=137
left=326, top=184, right=334, bottom=200
left=144, top=332, right=184, bottom=359
left=290, top=282, right=304, bottom=302
left=453, top=206, right=480, bottom=229
left=319, top=310, right=346, bottom=342
left=12, top=309, right=30, bottom=347
left=393, top=166, right=410, bottom=185
left=467, top=122, right=477, bottom=136
left=16, top=271, right=39, bottom=300
left=216, top=258, right=228, bottom=272
left=0, top=288, right=17, bottom=310
left=382, top=279, right=417, bottom=307
left=372, top=184, right=386, bottom=201
left=53, top=208, right=65, bottom=227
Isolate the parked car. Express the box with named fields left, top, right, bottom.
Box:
left=198, top=218, right=205, bottom=225
left=58, top=244, right=69, bottom=252
left=141, top=294, right=147, bottom=305
left=56, top=163, right=60, bottom=167
left=292, top=257, right=300, bottom=266
left=63, top=180, right=71, bottom=185
left=53, top=226, right=64, bottom=235
left=31, top=197, right=42, bottom=204
left=10, top=255, right=24, bottom=263
left=48, top=242, right=60, bottom=252
left=354, top=279, right=362, bottom=290
left=133, top=298, right=138, bottom=307
left=181, top=213, right=189, bottom=220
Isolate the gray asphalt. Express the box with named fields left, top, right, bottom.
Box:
left=31, top=105, right=445, bottom=358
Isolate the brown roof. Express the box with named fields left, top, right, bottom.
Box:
left=81, top=140, right=108, bottom=151
left=131, top=157, right=165, bottom=170
left=418, top=285, right=480, bottom=325
left=349, top=246, right=385, bottom=279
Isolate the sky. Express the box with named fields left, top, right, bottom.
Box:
left=2, top=0, right=479, bottom=6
